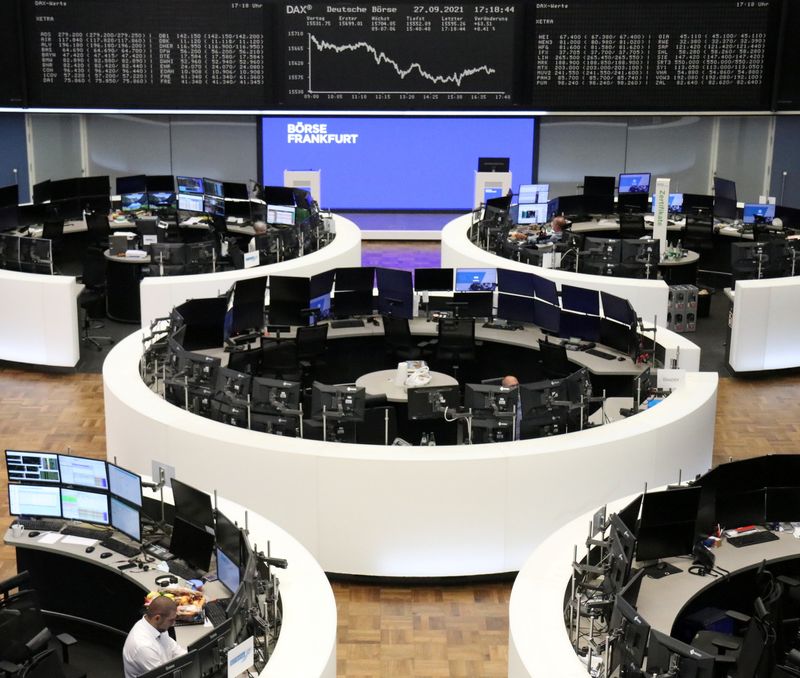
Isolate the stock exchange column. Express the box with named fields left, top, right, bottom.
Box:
left=531, top=0, right=780, bottom=111
left=277, top=2, right=521, bottom=109
left=22, top=0, right=270, bottom=109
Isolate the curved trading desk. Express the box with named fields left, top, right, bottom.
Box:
left=0, top=269, right=82, bottom=367
left=508, top=483, right=795, bottom=678
left=4, top=490, right=336, bottom=678
left=104, top=330, right=717, bottom=578
left=138, top=215, right=361, bottom=329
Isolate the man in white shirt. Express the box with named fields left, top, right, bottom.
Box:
left=247, top=220, right=268, bottom=253
left=122, top=595, right=187, bottom=678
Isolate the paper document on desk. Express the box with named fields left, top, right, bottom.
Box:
left=61, top=535, right=96, bottom=546
left=126, top=249, right=148, bottom=259
left=37, top=532, right=64, bottom=544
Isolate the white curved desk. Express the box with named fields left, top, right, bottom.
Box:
left=4, top=489, right=336, bottom=678
left=104, top=333, right=717, bottom=578
left=440, top=214, right=700, bottom=371
left=0, top=269, right=82, bottom=367
left=139, top=215, right=361, bottom=329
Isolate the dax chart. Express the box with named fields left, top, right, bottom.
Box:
left=279, top=3, right=520, bottom=108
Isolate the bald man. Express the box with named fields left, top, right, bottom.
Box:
left=537, top=215, right=567, bottom=244
left=122, top=595, right=187, bottom=678
left=248, top=220, right=268, bottom=253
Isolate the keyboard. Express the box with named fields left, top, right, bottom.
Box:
left=585, top=348, right=617, bottom=360
left=482, top=322, right=523, bottom=331
left=169, top=560, right=203, bottom=581
left=331, top=319, right=365, bottom=329
left=204, top=599, right=230, bottom=627
left=61, top=525, right=112, bottom=539
left=100, top=537, right=140, bottom=558
left=728, top=531, right=780, bottom=548
left=16, top=518, right=64, bottom=532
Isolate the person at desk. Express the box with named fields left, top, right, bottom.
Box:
left=122, top=595, right=187, bottom=678
left=536, top=215, right=567, bottom=244
left=248, top=219, right=268, bottom=253
left=502, top=375, right=523, bottom=441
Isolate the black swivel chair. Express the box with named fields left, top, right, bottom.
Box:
left=18, top=648, right=71, bottom=678
left=84, top=211, right=111, bottom=248
left=382, top=315, right=424, bottom=363
left=296, top=324, right=329, bottom=383
left=356, top=406, right=398, bottom=445
left=691, top=606, right=769, bottom=678
left=78, top=247, right=114, bottom=351
left=683, top=212, right=715, bottom=257
left=435, top=318, right=476, bottom=379
left=537, top=337, right=573, bottom=378
left=619, top=213, right=646, bottom=239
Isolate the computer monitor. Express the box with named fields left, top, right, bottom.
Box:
left=376, top=267, right=413, bottom=319
left=110, top=496, right=141, bottom=542
left=666, top=193, right=684, bottom=214
left=147, top=192, right=176, bottom=210
left=633, top=367, right=653, bottom=408
left=600, top=318, right=637, bottom=357
left=743, top=203, right=776, bottom=225
left=116, top=175, right=147, bottom=194
left=0, top=184, right=18, bottom=209
left=407, top=385, right=461, bottom=420
left=451, top=291, right=493, bottom=319
left=682, top=193, right=714, bottom=215
left=621, top=238, right=659, bottom=267
left=5, top=450, right=60, bottom=483
left=121, top=192, right=148, bottom=212
left=478, top=157, right=510, bottom=172
left=177, top=193, right=204, bottom=213
left=617, top=192, right=649, bottom=214
left=560, top=285, right=599, bottom=315
left=531, top=274, right=558, bottom=305
left=8, top=483, right=62, bottom=518
left=261, top=185, right=296, bottom=205
left=214, top=510, right=241, bottom=564
left=559, top=311, right=600, bottom=342
left=138, top=651, right=199, bottom=678
left=496, top=293, right=535, bottom=323
left=518, top=183, right=549, bottom=205
left=216, top=547, right=241, bottom=594
left=646, top=629, right=714, bottom=678
left=336, top=267, right=375, bottom=292
left=203, top=178, right=224, bottom=199
left=585, top=237, right=622, bottom=263
left=617, top=495, right=643, bottom=537
left=266, top=204, right=295, bottom=226
left=584, top=175, right=615, bottom=196
left=269, top=275, right=310, bottom=326
left=765, top=487, right=800, bottom=523
left=636, top=486, right=701, bottom=563
left=464, top=384, right=517, bottom=414
left=108, top=462, right=143, bottom=507
left=170, top=478, right=214, bottom=530
left=414, top=268, right=453, bottom=292
left=58, top=454, right=108, bottom=490
left=49, top=178, right=79, bottom=202
left=715, top=488, right=766, bottom=527
left=608, top=596, right=650, bottom=675
left=175, top=350, right=220, bottom=388
left=187, top=617, right=232, bottom=677
left=223, top=182, right=249, bottom=200
left=713, top=176, right=737, bottom=220
left=496, top=269, right=535, bottom=297
left=144, top=175, right=174, bottom=193
left=60, top=487, right=110, bottom=525
left=311, top=382, right=366, bottom=421
left=310, top=269, right=335, bottom=299
left=518, top=378, right=568, bottom=418
left=455, top=268, right=497, bottom=292
left=533, top=299, right=560, bottom=334
left=308, top=291, right=332, bottom=323
left=215, top=367, right=252, bottom=402
left=170, top=515, right=215, bottom=572
left=618, top=173, right=651, bottom=194
left=177, top=176, right=204, bottom=195
left=601, top=291, right=637, bottom=326
left=333, top=290, right=373, bottom=317
left=204, top=195, right=225, bottom=217
left=151, top=243, right=187, bottom=266
left=517, top=203, right=548, bottom=225
left=251, top=378, right=301, bottom=415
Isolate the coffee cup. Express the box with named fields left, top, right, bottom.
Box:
left=11, top=523, right=24, bottom=538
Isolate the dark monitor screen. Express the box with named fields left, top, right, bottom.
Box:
left=138, top=651, right=199, bottom=678
left=455, top=267, right=497, bottom=292
left=714, top=197, right=737, bottom=220
left=464, top=383, right=517, bottom=414
left=49, top=178, right=79, bottom=202
left=682, top=193, right=714, bottom=215
left=310, top=382, right=366, bottom=420
left=170, top=478, right=214, bottom=530
left=497, top=293, right=535, bottom=323
left=169, top=516, right=215, bottom=572
left=414, top=268, right=453, bottom=292
left=559, top=311, right=600, bottom=342
left=177, top=176, right=204, bottom=195
left=251, top=377, right=301, bottom=416
left=609, top=596, right=650, bottom=673
left=269, top=275, right=310, bottom=326
left=617, top=192, right=649, bottom=213
left=376, top=268, right=413, bottom=319
left=533, top=300, right=560, bottom=334
left=600, top=318, right=636, bottom=357
left=765, top=487, right=800, bottom=523
left=336, top=267, right=374, bottom=292
left=5, top=450, right=60, bottom=483
left=636, top=487, right=701, bottom=562
left=32, top=180, right=51, bottom=204
left=714, top=176, right=737, bottom=201
left=561, top=285, right=599, bottom=315
left=767, top=456, right=800, bottom=486
left=145, top=175, right=175, bottom=193
left=8, top=483, right=62, bottom=518
left=601, top=292, right=636, bottom=326
left=333, top=290, right=373, bottom=317
left=0, top=184, right=19, bottom=209
left=407, top=385, right=461, bottom=420
left=618, top=173, right=651, bottom=194
left=261, top=185, right=296, bottom=206
left=531, top=274, right=558, bottom=305
left=310, top=269, right=335, bottom=298
left=203, top=178, right=224, bottom=199
left=223, top=182, right=249, bottom=200
left=108, top=462, right=143, bottom=507
left=60, top=487, right=110, bottom=525
left=116, top=175, right=147, bottom=194
left=110, top=496, right=141, bottom=542
left=715, top=488, right=766, bottom=527
left=697, top=457, right=769, bottom=493
left=187, top=617, right=232, bottom=677
left=478, top=157, right=510, bottom=172
left=584, top=176, right=615, bottom=196
left=452, top=291, right=493, bottom=319
left=215, top=510, right=241, bottom=564
left=646, top=629, right=714, bottom=678
left=497, top=268, right=536, bottom=296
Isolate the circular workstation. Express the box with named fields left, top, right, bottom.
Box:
left=103, top=257, right=716, bottom=577
left=509, top=453, right=800, bottom=678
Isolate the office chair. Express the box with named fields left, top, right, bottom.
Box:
left=619, top=213, right=646, bottom=239
left=41, top=219, right=65, bottom=249
left=691, top=607, right=769, bottom=678
left=356, top=406, right=398, bottom=445
left=537, top=337, right=573, bottom=379
left=296, top=324, right=329, bottom=384
left=78, top=247, right=114, bottom=351
left=260, top=339, right=301, bottom=381
left=382, top=315, right=424, bottom=363
left=683, top=212, right=715, bottom=256
left=84, top=211, right=111, bottom=248
left=435, top=317, right=476, bottom=379
left=227, top=346, right=262, bottom=375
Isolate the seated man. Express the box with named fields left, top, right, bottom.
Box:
left=122, top=594, right=187, bottom=678
left=536, top=215, right=568, bottom=244
left=247, top=220, right=268, bottom=253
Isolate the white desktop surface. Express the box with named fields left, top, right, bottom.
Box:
left=138, top=214, right=361, bottom=329
left=355, top=368, right=458, bottom=402
left=0, top=270, right=82, bottom=367
left=728, top=276, right=800, bottom=372
left=4, top=489, right=337, bottom=678
left=104, top=333, right=716, bottom=578
left=440, top=214, right=699, bottom=371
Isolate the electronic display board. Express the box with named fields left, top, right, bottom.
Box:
left=22, top=0, right=269, bottom=109
left=530, top=0, right=780, bottom=111
left=0, top=0, right=25, bottom=106
left=277, top=2, right=521, bottom=109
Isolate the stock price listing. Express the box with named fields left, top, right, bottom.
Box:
left=280, top=3, right=520, bottom=108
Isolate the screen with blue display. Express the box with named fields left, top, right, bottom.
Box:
left=455, top=268, right=497, bottom=292
left=743, top=203, right=776, bottom=224
left=260, top=116, right=535, bottom=210
left=618, top=173, right=651, bottom=194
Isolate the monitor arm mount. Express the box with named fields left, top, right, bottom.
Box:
left=141, top=466, right=168, bottom=528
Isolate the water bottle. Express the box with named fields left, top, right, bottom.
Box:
left=420, top=433, right=428, bottom=446
left=428, top=433, right=436, bottom=447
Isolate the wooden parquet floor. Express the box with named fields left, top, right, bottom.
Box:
left=1, top=367, right=799, bottom=676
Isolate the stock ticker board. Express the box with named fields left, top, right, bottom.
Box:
left=277, top=3, right=521, bottom=109
left=530, top=0, right=781, bottom=111
left=22, top=0, right=269, bottom=109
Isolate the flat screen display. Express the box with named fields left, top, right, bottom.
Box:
left=217, top=547, right=241, bottom=594
left=58, top=454, right=108, bottom=490
left=177, top=176, right=204, bottom=195
left=110, top=496, right=141, bottom=542
left=178, top=194, right=204, bottom=213
left=618, top=173, right=651, bottom=194
left=743, top=203, right=776, bottom=224
left=9, top=484, right=62, bottom=518
left=518, top=184, right=549, bottom=205
left=6, top=450, right=60, bottom=483
left=108, top=463, right=143, bottom=507
left=61, top=487, right=110, bottom=525
left=455, top=268, right=497, bottom=292
left=517, top=203, right=548, bottom=225
left=497, top=293, right=535, bottom=323
left=414, top=268, right=453, bottom=292
left=261, top=116, right=535, bottom=210
left=497, top=268, right=536, bottom=297
left=561, top=285, right=600, bottom=315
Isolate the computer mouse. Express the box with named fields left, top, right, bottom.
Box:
left=85, top=546, right=95, bottom=554
left=100, top=552, right=112, bottom=559
left=617, top=356, right=626, bottom=361
left=28, top=531, right=40, bottom=537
